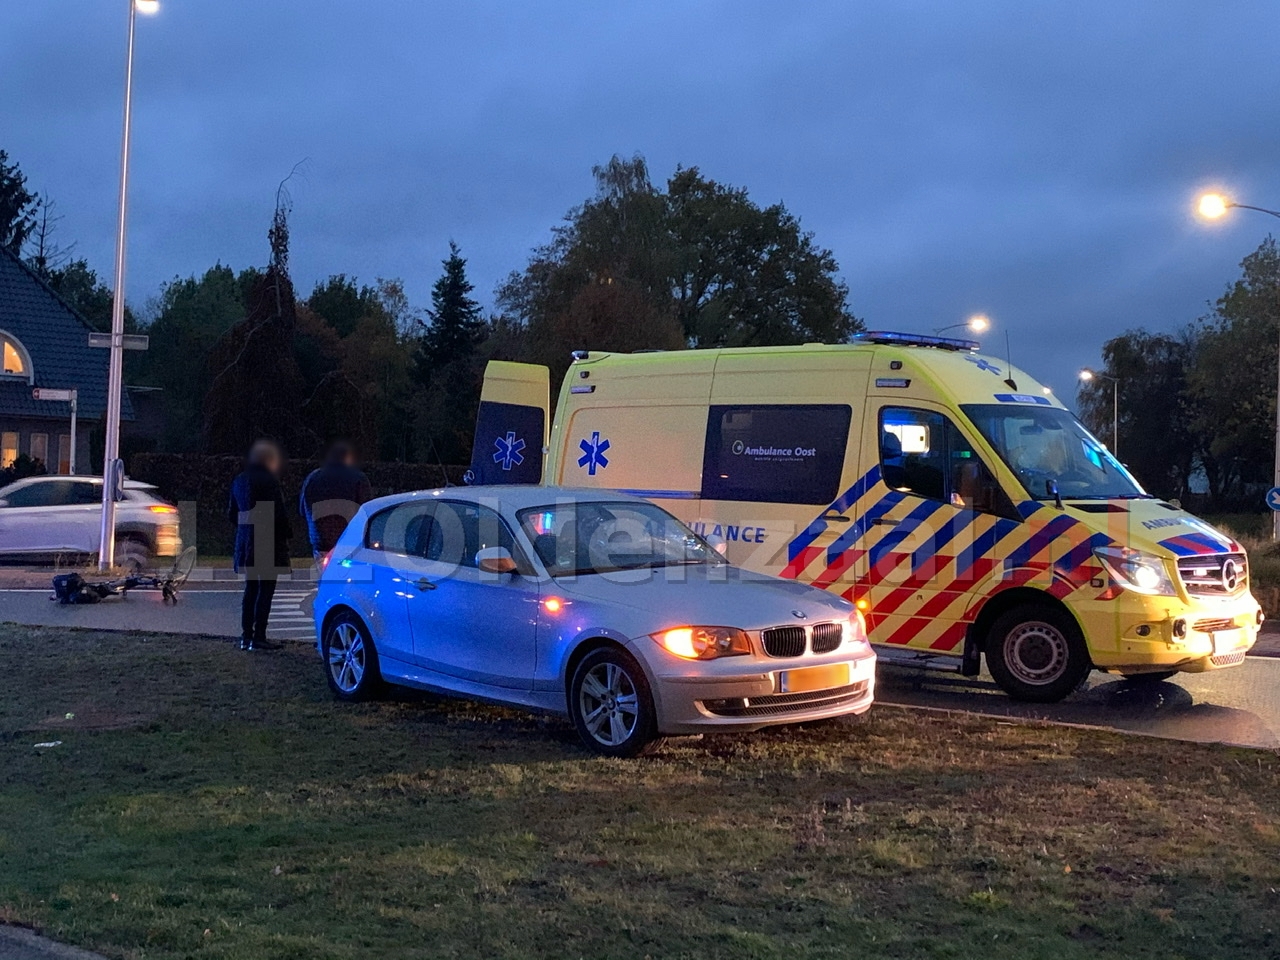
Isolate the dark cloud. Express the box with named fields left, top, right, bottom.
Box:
left=3, top=0, right=1278, bottom=400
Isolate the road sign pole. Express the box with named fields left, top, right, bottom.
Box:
left=69, top=392, right=77, bottom=475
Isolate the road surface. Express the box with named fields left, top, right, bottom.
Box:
left=1, top=585, right=1276, bottom=749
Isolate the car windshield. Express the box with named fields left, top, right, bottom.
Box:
left=960, top=403, right=1149, bottom=500
left=518, top=500, right=725, bottom=577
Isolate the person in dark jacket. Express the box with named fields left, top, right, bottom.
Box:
left=299, top=441, right=372, bottom=560
left=226, top=439, right=291, bottom=651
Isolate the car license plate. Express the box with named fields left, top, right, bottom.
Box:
left=779, top=662, right=850, bottom=694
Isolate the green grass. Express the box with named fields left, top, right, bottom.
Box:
left=0, top=627, right=1278, bottom=960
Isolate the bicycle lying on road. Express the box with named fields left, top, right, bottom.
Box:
left=50, top=546, right=198, bottom=605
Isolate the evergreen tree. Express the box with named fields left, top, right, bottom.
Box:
left=412, top=243, right=487, bottom=462
left=0, top=149, right=40, bottom=256
left=414, top=242, right=485, bottom=380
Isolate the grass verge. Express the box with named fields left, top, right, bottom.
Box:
left=0, top=626, right=1277, bottom=960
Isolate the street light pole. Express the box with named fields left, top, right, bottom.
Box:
left=1196, top=192, right=1280, bottom=539
left=98, top=0, right=151, bottom=570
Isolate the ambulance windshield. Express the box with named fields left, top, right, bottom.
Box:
left=960, top=404, right=1148, bottom=501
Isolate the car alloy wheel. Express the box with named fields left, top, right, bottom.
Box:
left=328, top=621, right=366, bottom=694
left=569, top=647, right=657, bottom=757
left=579, top=661, right=640, bottom=747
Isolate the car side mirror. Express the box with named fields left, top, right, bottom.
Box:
left=476, top=546, right=518, bottom=575
left=703, top=533, right=728, bottom=556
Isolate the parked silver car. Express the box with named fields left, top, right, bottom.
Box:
left=315, top=486, right=876, bottom=756
left=0, top=475, right=181, bottom=570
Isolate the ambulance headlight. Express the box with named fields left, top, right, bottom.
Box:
left=1093, top=546, right=1177, bottom=597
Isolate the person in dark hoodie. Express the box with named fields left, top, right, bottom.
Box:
left=299, top=440, right=372, bottom=561
left=227, top=439, right=291, bottom=651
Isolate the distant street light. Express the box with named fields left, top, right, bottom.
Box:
left=935, top=314, right=990, bottom=335
left=98, top=0, right=159, bottom=571
left=1079, top=368, right=1120, bottom=457
left=1195, top=191, right=1280, bottom=538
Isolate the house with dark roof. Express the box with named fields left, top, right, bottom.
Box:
left=0, top=246, right=134, bottom=474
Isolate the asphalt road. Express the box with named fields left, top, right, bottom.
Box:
left=2, top=585, right=1276, bottom=749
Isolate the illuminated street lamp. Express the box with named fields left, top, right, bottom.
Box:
left=1195, top=191, right=1280, bottom=538
left=1079, top=368, right=1120, bottom=457
left=1196, top=191, right=1280, bottom=222
left=98, top=0, right=159, bottom=571
left=935, top=314, right=991, bottom=335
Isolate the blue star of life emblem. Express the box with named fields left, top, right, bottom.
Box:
left=577, top=431, right=610, bottom=476
left=493, top=431, right=525, bottom=471
left=965, top=355, right=1002, bottom=375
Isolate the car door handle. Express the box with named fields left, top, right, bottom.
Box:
left=822, top=512, right=851, bottom=523
left=871, top=517, right=897, bottom=526
left=414, top=578, right=437, bottom=591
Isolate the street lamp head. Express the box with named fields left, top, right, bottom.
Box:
left=967, top=313, right=990, bottom=333
left=1197, top=192, right=1230, bottom=220
left=1078, top=368, right=1095, bottom=382
left=134, top=0, right=160, bottom=14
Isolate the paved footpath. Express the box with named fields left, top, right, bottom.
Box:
left=0, top=582, right=316, bottom=644
left=0, top=926, right=107, bottom=960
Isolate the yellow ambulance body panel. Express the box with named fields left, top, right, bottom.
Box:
left=475, top=335, right=1261, bottom=701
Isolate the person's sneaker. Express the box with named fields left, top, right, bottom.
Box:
left=238, top=636, right=251, bottom=651
left=255, top=639, right=281, bottom=651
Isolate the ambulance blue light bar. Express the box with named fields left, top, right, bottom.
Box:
left=854, top=331, right=980, bottom=352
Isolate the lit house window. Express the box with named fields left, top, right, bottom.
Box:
left=1, top=332, right=31, bottom=380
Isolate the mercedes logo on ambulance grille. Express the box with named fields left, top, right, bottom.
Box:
left=1221, top=558, right=1239, bottom=592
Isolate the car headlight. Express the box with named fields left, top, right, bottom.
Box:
left=844, top=611, right=873, bottom=655
left=652, top=626, right=751, bottom=660
left=1094, top=546, right=1177, bottom=597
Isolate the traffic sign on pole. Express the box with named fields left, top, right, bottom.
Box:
left=1267, top=487, right=1280, bottom=512
left=32, top=387, right=77, bottom=402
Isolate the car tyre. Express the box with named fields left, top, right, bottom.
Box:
left=569, top=647, right=658, bottom=758
left=986, top=603, right=1091, bottom=703
left=323, top=611, right=383, bottom=702
left=114, top=536, right=151, bottom=574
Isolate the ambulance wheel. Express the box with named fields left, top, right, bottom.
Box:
left=985, top=603, right=1090, bottom=703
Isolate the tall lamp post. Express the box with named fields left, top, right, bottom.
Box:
left=1197, top=191, right=1280, bottom=540
left=1078, top=368, right=1120, bottom=457
left=935, top=314, right=991, bottom=336
left=98, top=0, right=159, bottom=571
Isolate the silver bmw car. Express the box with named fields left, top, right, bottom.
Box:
left=314, top=486, right=876, bottom=756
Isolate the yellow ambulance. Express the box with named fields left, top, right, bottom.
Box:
left=470, top=331, right=1262, bottom=702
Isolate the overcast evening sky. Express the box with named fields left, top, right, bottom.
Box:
left=3, top=1, right=1279, bottom=402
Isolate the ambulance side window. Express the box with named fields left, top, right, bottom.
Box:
left=879, top=407, right=1012, bottom=516
left=701, top=403, right=852, bottom=505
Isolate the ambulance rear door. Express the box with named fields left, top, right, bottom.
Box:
left=468, top=361, right=550, bottom=486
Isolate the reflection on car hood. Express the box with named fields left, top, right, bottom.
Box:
left=557, top=563, right=853, bottom=631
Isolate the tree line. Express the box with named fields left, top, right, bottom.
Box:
left=1078, top=237, right=1280, bottom=509
left=1, top=150, right=859, bottom=468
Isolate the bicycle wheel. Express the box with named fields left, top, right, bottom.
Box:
left=168, top=546, right=197, bottom=586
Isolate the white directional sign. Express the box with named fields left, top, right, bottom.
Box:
left=32, top=387, right=77, bottom=403
left=87, top=332, right=149, bottom=351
